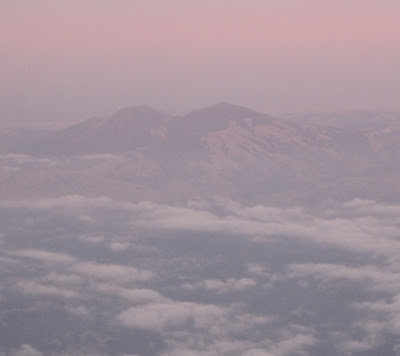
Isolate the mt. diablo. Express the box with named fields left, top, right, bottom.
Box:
left=1, top=103, right=399, bottom=204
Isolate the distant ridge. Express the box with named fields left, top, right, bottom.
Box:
left=185, top=102, right=262, bottom=119
left=1, top=102, right=399, bottom=203
left=20, top=105, right=173, bottom=155
left=17, top=103, right=273, bottom=155
left=14, top=102, right=368, bottom=156
left=112, top=105, right=168, bottom=120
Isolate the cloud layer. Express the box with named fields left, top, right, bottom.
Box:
left=1, top=196, right=400, bottom=354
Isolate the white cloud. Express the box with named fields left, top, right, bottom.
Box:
left=78, top=154, right=125, bottom=161
left=161, top=350, right=218, bottom=356
left=8, top=344, right=43, bottom=356
left=41, top=272, right=84, bottom=287
left=0, top=154, right=53, bottom=166
left=4, top=196, right=400, bottom=354
left=110, top=241, right=131, bottom=252
left=78, top=234, right=105, bottom=245
left=68, top=305, right=90, bottom=317
left=335, top=320, right=386, bottom=354
left=268, top=333, right=317, bottom=356
left=242, top=350, right=274, bottom=356
left=0, top=255, right=22, bottom=265
left=93, top=283, right=166, bottom=304
left=158, top=318, right=313, bottom=356
left=288, top=263, right=400, bottom=292
left=183, top=278, right=257, bottom=294
left=8, top=249, right=77, bottom=265
left=0, top=195, right=114, bottom=210
left=70, top=261, right=154, bottom=283
left=16, top=280, right=78, bottom=299
left=247, top=263, right=272, bottom=278
left=4, top=196, right=400, bottom=260
left=117, top=302, right=225, bottom=332
left=129, top=198, right=400, bottom=259
left=342, top=198, right=400, bottom=217
left=286, top=262, right=400, bottom=352
left=118, top=298, right=275, bottom=356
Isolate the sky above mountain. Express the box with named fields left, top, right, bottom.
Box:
left=1, top=0, right=399, bottom=122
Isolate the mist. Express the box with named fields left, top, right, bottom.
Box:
left=1, top=0, right=399, bottom=122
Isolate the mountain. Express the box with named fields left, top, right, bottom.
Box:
left=22, top=102, right=370, bottom=158
left=1, top=103, right=399, bottom=204
left=20, top=106, right=174, bottom=155
left=282, top=110, right=400, bottom=130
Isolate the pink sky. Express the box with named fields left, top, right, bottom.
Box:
left=1, top=0, right=399, bottom=121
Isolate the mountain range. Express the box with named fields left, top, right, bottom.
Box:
left=1, top=103, right=399, bottom=204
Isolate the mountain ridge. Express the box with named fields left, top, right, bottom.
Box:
left=1, top=103, right=399, bottom=204
left=14, top=102, right=352, bottom=156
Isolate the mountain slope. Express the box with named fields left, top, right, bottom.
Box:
left=2, top=103, right=399, bottom=204
left=22, top=106, right=174, bottom=155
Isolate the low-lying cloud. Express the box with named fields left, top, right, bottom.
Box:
left=2, top=196, right=400, bottom=354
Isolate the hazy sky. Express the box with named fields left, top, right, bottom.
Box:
left=1, top=0, right=399, bottom=122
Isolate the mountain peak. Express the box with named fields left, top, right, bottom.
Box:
left=114, top=105, right=168, bottom=120
left=184, top=103, right=264, bottom=125
left=211, top=101, right=256, bottom=111
left=190, top=102, right=260, bottom=117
